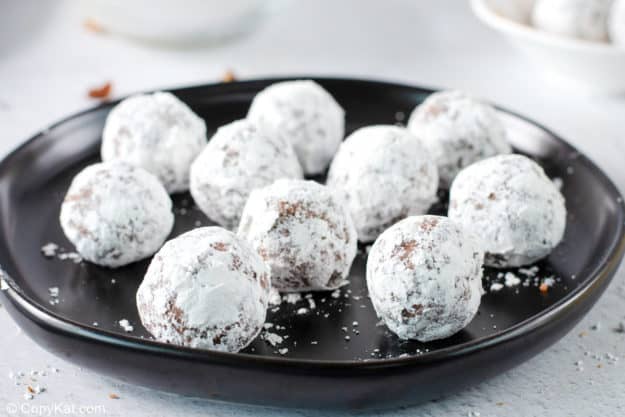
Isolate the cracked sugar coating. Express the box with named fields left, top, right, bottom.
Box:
left=189, top=119, right=303, bottom=230
left=136, top=227, right=270, bottom=352
left=449, top=154, right=567, bottom=268
left=407, top=90, right=511, bottom=188
left=247, top=80, right=345, bottom=175
left=59, top=161, right=174, bottom=268
left=101, top=92, right=207, bottom=193
left=532, top=0, right=612, bottom=42
left=609, top=0, right=625, bottom=45
left=237, top=179, right=357, bottom=292
left=327, top=125, right=438, bottom=242
left=366, top=215, right=484, bottom=342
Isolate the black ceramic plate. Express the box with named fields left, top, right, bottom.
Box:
left=1, top=78, right=624, bottom=410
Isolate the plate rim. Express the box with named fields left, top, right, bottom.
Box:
left=1, top=76, right=624, bottom=370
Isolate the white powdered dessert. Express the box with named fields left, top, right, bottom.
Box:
left=60, top=161, right=174, bottom=268
left=101, top=92, right=207, bottom=193
left=247, top=80, right=345, bottom=176
left=407, top=90, right=511, bottom=188
left=136, top=227, right=270, bottom=352
left=189, top=119, right=303, bottom=230
left=327, top=125, right=438, bottom=242
left=449, top=154, right=567, bottom=268
left=532, top=0, right=612, bottom=42
left=367, top=215, right=484, bottom=342
left=238, top=179, right=357, bottom=292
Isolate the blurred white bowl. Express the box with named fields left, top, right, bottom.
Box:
left=471, top=0, right=625, bottom=95
left=80, top=0, right=267, bottom=46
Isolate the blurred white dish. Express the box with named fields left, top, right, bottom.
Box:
left=80, top=0, right=267, bottom=45
left=471, top=0, right=625, bottom=94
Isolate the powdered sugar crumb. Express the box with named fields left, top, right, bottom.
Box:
left=118, top=319, right=134, bottom=332
left=262, top=331, right=284, bottom=347
left=504, top=272, right=521, bottom=287
left=283, top=293, right=302, bottom=304
left=41, top=243, right=59, bottom=257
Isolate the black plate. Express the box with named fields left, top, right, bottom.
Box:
left=1, top=78, right=624, bottom=410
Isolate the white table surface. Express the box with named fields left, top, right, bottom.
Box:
left=1, top=1, right=625, bottom=416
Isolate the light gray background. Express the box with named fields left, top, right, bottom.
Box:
left=1, top=1, right=624, bottom=416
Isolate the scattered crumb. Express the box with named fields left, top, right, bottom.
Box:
left=552, top=177, right=563, bottom=190
left=518, top=266, right=539, bottom=277
left=331, top=289, right=341, bottom=299
left=591, top=322, right=601, bottom=331
left=490, top=282, right=504, bottom=292
left=41, top=243, right=59, bottom=258
left=277, top=348, right=289, bottom=355
left=296, top=307, right=309, bottom=315
left=539, top=283, right=549, bottom=294
left=88, top=82, right=112, bottom=100
left=262, top=332, right=283, bottom=347
left=615, top=322, right=625, bottom=333
left=57, top=251, right=83, bottom=264
left=504, top=272, right=521, bottom=287
left=109, top=393, right=120, bottom=400
left=48, top=287, right=60, bottom=305
left=84, top=18, right=107, bottom=33
left=222, top=70, right=237, bottom=83
left=542, top=277, right=555, bottom=287
left=283, top=293, right=302, bottom=304
left=118, top=319, right=134, bottom=332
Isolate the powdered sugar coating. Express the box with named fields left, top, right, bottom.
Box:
left=609, top=0, right=625, bottom=45
left=407, top=90, right=511, bottom=188
left=238, top=179, right=357, bottom=292
left=60, top=161, right=174, bottom=268
left=449, top=154, right=567, bottom=268
left=189, top=119, right=303, bottom=230
left=532, top=0, right=612, bottom=42
left=366, top=215, right=484, bottom=342
left=136, top=227, right=270, bottom=352
left=326, top=125, right=438, bottom=242
left=247, top=80, right=345, bottom=175
left=101, top=92, right=207, bottom=193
